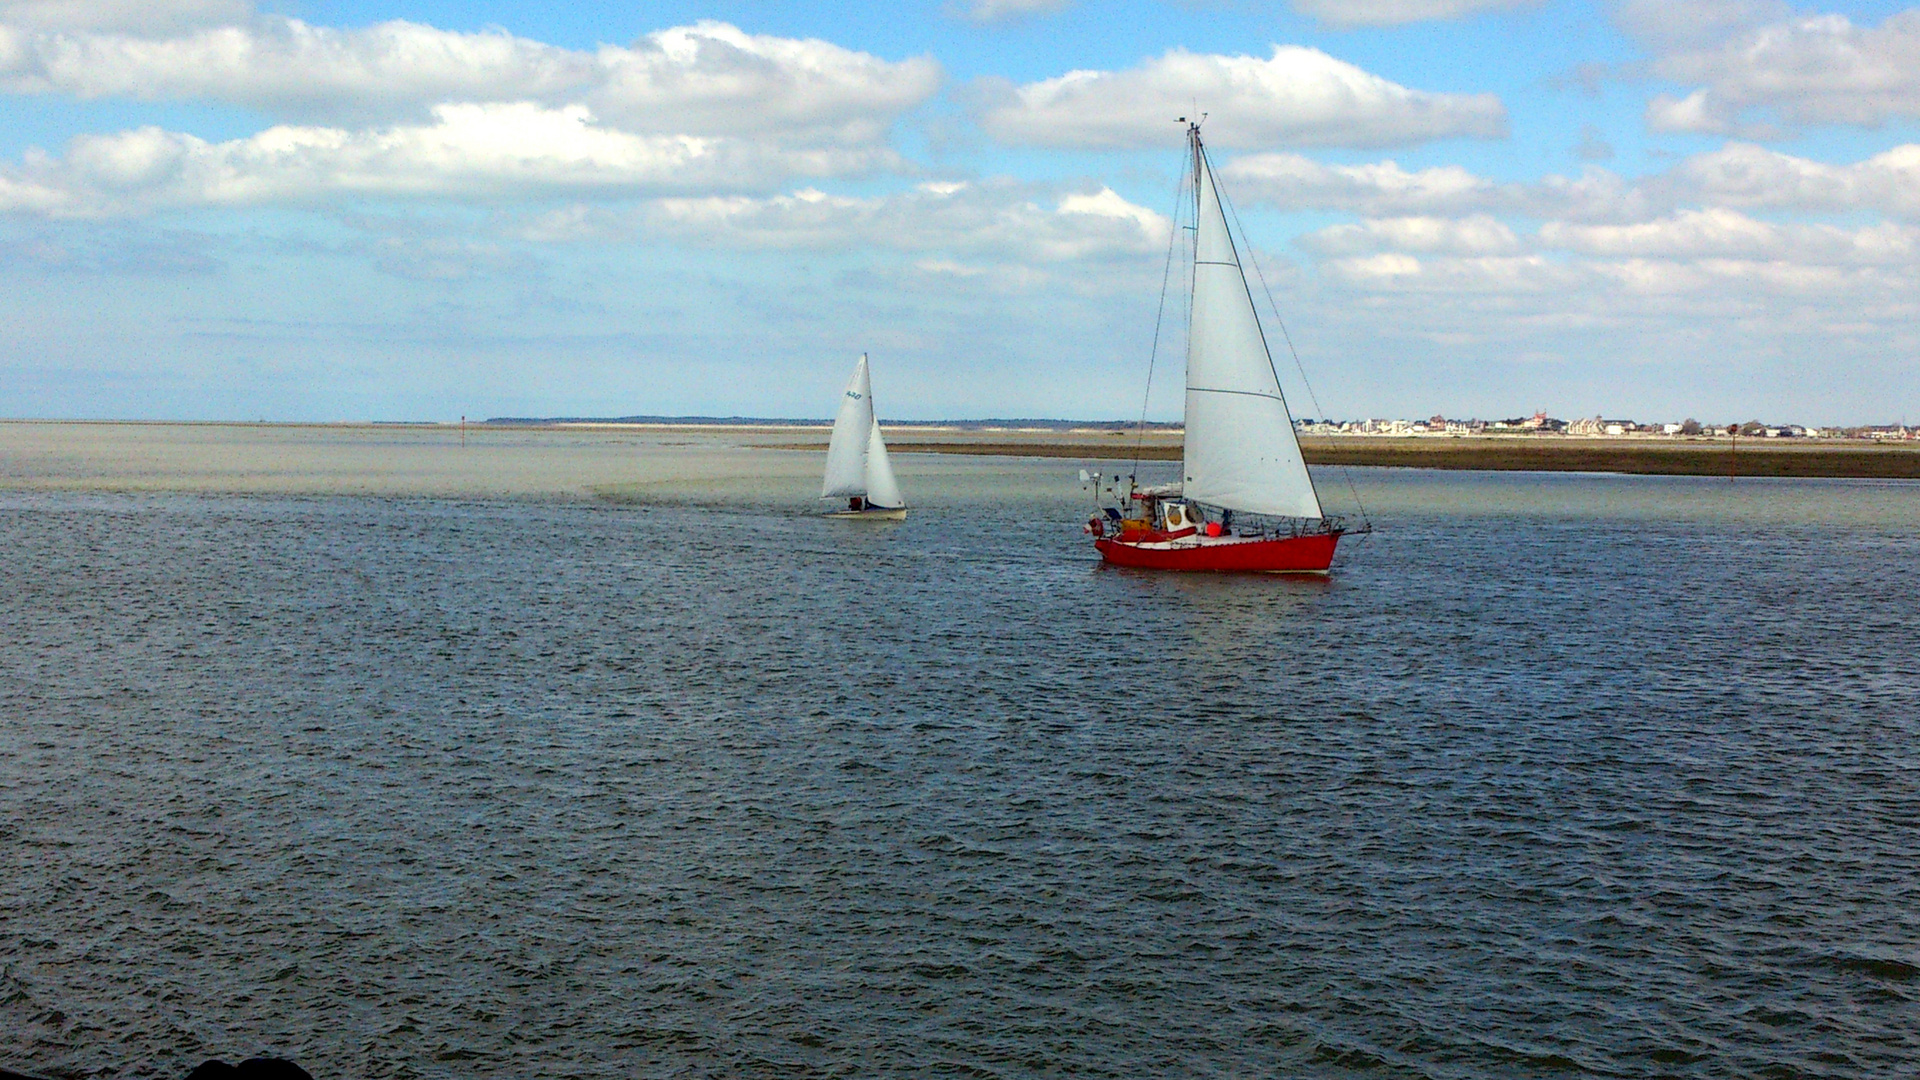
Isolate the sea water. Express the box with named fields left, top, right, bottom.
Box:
left=2, top=430, right=1917, bottom=1078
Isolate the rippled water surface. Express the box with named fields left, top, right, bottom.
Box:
left=4, top=461, right=1919, bottom=1078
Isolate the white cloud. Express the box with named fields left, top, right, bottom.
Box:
left=1540, top=207, right=1920, bottom=264
left=1292, top=213, right=1920, bottom=356
left=1302, top=214, right=1521, bottom=256
left=625, top=181, right=1170, bottom=262
left=1290, top=0, right=1541, bottom=28
left=958, top=0, right=1071, bottom=23
left=1584, top=256, right=1887, bottom=298
left=1645, top=88, right=1738, bottom=135
left=1673, top=142, right=1920, bottom=218
left=0, top=18, right=940, bottom=142
left=1310, top=238, right=1919, bottom=333
left=587, top=22, right=940, bottom=145
left=1327, top=252, right=1424, bottom=281
left=1220, top=152, right=1652, bottom=222
left=0, top=103, right=897, bottom=217
left=0, top=169, right=69, bottom=213
left=1, top=19, right=586, bottom=122
left=1254, top=142, right=1920, bottom=343
left=507, top=181, right=1170, bottom=305
left=1057, top=186, right=1167, bottom=238
left=1641, top=11, right=1920, bottom=135
left=977, top=45, right=1505, bottom=149
left=1540, top=207, right=1778, bottom=257
left=0, top=0, right=248, bottom=34
left=1221, top=152, right=1501, bottom=214
left=1203, top=141, right=1920, bottom=229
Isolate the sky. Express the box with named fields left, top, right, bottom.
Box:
left=2, top=0, right=1918, bottom=424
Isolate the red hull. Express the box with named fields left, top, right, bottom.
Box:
left=1095, top=531, right=1341, bottom=573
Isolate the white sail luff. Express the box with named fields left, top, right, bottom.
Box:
left=862, top=419, right=904, bottom=509
left=821, top=354, right=873, bottom=498
left=1181, top=142, right=1323, bottom=520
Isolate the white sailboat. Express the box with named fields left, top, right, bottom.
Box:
left=1086, top=120, right=1355, bottom=572
left=821, top=353, right=907, bottom=520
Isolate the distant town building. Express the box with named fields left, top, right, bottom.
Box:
left=1299, top=413, right=1896, bottom=440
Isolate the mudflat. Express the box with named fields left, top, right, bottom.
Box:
left=866, top=434, right=1920, bottom=479
left=6, top=422, right=1916, bottom=489
left=0, top=420, right=831, bottom=498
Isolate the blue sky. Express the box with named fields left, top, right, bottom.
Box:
left=3, top=1, right=1918, bottom=423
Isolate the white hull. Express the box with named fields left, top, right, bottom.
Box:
left=826, top=507, right=907, bottom=521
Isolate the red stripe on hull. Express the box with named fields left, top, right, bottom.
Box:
left=1094, top=531, right=1341, bottom=573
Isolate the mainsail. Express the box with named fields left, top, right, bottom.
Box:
left=822, top=354, right=874, bottom=499
left=821, top=353, right=905, bottom=510
left=1182, top=140, right=1323, bottom=520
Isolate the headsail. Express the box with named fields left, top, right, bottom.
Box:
left=863, top=419, right=904, bottom=510
left=1182, top=135, right=1323, bottom=520
left=821, top=354, right=873, bottom=499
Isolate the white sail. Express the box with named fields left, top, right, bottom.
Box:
left=821, top=354, right=873, bottom=499
left=863, top=419, right=904, bottom=509
left=1183, top=144, right=1323, bottom=520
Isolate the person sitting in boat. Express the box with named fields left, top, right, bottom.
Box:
left=848, top=496, right=865, bottom=512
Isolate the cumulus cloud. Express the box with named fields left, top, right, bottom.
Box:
left=1310, top=233, right=1917, bottom=322
left=1221, top=152, right=1502, bottom=214
left=1290, top=0, right=1541, bottom=28
left=1283, top=140, right=1920, bottom=227
left=1641, top=11, right=1920, bottom=136
left=1581, top=255, right=1899, bottom=300
left=0, top=0, right=248, bottom=34
left=1222, top=142, right=1920, bottom=244
left=1231, top=135, right=1920, bottom=346
left=1287, top=208, right=1920, bottom=348
left=0, top=19, right=585, bottom=122
left=1219, top=152, right=1654, bottom=222
left=1673, top=141, right=1920, bottom=218
left=587, top=22, right=940, bottom=145
left=977, top=45, right=1505, bottom=149
left=1321, top=251, right=1571, bottom=295
left=527, top=180, right=1170, bottom=264
left=0, top=103, right=897, bottom=217
left=1301, top=215, right=1521, bottom=256
left=0, top=18, right=941, bottom=140
left=1539, top=207, right=1920, bottom=264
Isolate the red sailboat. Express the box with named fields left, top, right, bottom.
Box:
left=1086, top=121, right=1359, bottom=573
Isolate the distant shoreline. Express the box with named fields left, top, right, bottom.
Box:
left=3, top=420, right=1915, bottom=481
left=824, top=436, right=1920, bottom=480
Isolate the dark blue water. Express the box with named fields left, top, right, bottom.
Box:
left=3, top=475, right=1917, bottom=1078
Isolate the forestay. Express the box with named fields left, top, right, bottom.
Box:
left=1182, top=146, right=1323, bottom=520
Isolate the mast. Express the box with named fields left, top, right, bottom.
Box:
left=1180, top=122, right=1324, bottom=520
